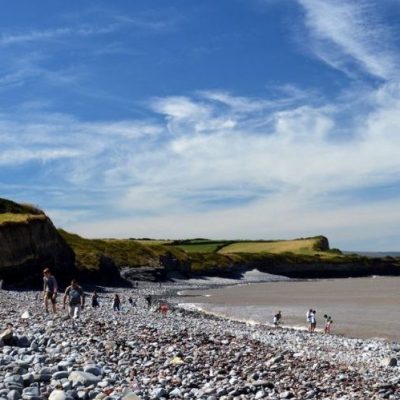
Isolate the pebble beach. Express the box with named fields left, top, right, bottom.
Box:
left=0, top=282, right=399, bottom=400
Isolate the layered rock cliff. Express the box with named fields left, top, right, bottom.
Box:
left=0, top=199, right=76, bottom=287
left=1, top=198, right=399, bottom=287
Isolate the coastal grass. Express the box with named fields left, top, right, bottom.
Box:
left=0, top=198, right=45, bottom=225
left=218, top=237, right=336, bottom=257
left=0, top=213, right=46, bottom=225
left=59, top=229, right=188, bottom=270
left=133, top=239, right=173, bottom=246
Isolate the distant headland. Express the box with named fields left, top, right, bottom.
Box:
left=1, top=197, right=399, bottom=287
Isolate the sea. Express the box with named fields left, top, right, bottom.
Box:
left=178, top=276, right=400, bottom=341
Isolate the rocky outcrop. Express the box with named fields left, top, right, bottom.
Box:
left=0, top=216, right=76, bottom=287
left=120, top=252, right=191, bottom=282
left=78, top=255, right=130, bottom=287
left=120, top=266, right=165, bottom=282
left=254, top=258, right=400, bottom=278
left=184, top=253, right=400, bottom=279
left=312, top=235, right=330, bottom=251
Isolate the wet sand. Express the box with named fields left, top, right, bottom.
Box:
left=179, top=276, right=400, bottom=341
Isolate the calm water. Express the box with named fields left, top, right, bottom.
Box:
left=179, top=277, right=400, bottom=341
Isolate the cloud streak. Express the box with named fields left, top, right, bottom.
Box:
left=3, top=79, right=400, bottom=249
left=0, top=25, right=118, bottom=46
left=298, top=0, right=399, bottom=80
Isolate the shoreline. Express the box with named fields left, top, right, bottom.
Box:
left=0, top=281, right=399, bottom=399
left=172, top=274, right=400, bottom=343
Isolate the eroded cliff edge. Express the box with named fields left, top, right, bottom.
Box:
left=0, top=214, right=76, bottom=287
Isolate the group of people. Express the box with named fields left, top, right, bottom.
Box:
left=272, top=309, right=334, bottom=334
left=306, top=309, right=334, bottom=333
left=42, top=268, right=150, bottom=319
left=306, top=309, right=317, bottom=332
left=7, top=267, right=337, bottom=338
left=43, top=268, right=85, bottom=319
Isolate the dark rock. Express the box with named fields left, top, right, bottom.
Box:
left=0, top=212, right=76, bottom=287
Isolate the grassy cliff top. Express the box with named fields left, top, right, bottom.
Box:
left=218, top=236, right=330, bottom=255
left=0, top=198, right=46, bottom=225
left=59, top=229, right=188, bottom=271
left=0, top=213, right=46, bottom=224
left=168, top=236, right=334, bottom=256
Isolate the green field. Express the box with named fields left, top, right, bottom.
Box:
left=218, top=238, right=327, bottom=255
left=176, top=242, right=229, bottom=253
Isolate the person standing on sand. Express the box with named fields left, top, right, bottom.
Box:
left=43, top=268, right=58, bottom=314
left=273, top=311, right=282, bottom=326
left=63, top=279, right=85, bottom=319
left=306, top=309, right=313, bottom=332
left=310, top=310, right=317, bottom=332
left=324, top=314, right=333, bottom=334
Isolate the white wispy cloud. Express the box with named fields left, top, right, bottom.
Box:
left=298, top=0, right=399, bottom=80
left=0, top=148, right=82, bottom=166
left=2, top=80, right=400, bottom=249
left=116, top=15, right=181, bottom=32
left=0, top=25, right=118, bottom=46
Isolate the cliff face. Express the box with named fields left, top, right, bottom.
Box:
left=250, top=258, right=400, bottom=279
left=182, top=252, right=400, bottom=279
left=0, top=216, right=77, bottom=287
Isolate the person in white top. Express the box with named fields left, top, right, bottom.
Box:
left=306, top=309, right=313, bottom=332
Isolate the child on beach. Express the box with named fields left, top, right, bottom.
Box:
left=324, top=314, right=333, bottom=333
left=128, top=297, right=136, bottom=307
left=306, top=309, right=313, bottom=332
left=273, top=311, right=282, bottom=326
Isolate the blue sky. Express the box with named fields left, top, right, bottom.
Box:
left=2, top=0, right=400, bottom=250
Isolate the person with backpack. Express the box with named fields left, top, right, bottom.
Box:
left=43, top=268, right=58, bottom=314
left=63, top=279, right=85, bottom=319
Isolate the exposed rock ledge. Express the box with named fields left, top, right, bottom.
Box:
left=0, top=216, right=76, bottom=287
